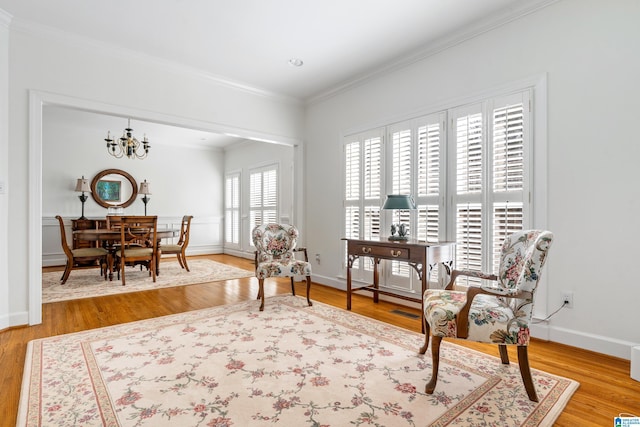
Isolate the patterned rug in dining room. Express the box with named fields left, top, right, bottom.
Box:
left=42, top=259, right=254, bottom=303
left=18, top=295, right=578, bottom=426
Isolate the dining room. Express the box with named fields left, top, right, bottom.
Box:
left=40, top=104, right=297, bottom=281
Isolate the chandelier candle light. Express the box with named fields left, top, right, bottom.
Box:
left=74, top=176, right=91, bottom=220
left=139, top=180, right=151, bottom=215
left=105, top=118, right=150, bottom=159
left=382, top=194, right=416, bottom=241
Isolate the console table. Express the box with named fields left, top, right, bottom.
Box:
left=343, top=238, right=456, bottom=326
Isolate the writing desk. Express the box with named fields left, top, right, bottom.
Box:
left=74, top=228, right=178, bottom=280
left=343, top=238, right=455, bottom=328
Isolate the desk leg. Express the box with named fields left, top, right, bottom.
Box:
left=373, top=257, right=380, bottom=303
left=346, top=263, right=352, bottom=311
left=346, top=254, right=355, bottom=310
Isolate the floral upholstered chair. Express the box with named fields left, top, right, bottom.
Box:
left=419, top=230, right=553, bottom=401
left=252, top=223, right=313, bottom=311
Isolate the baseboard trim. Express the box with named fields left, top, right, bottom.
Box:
left=1, top=310, right=29, bottom=330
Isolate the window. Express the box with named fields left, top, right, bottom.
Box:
left=385, top=114, right=445, bottom=290
left=451, top=92, right=530, bottom=286
left=249, top=166, right=278, bottom=246
left=343, top=129, right=383, bottom=276
left=224, top=172, right=240, bottom=246
left=343, top=88, right=533, bottom=292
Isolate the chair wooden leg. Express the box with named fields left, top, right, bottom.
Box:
left=419, top=315, right=431, bottom=354
left=182, top=251, right=190, bottom=272
left=61, top=262, right=72, bottom=284
left=517, top=346, right=538, bottom=402
left=121, top=263, right=126, bottom=286
left=176, top=254, right=185, bottom=269
left=425, top=335, right=442, bottom=394
left=305, top=276, right=312, bottom=306
left=258, top=278, right=265, bottom=311
left=499, top=344, right=510, bottom=364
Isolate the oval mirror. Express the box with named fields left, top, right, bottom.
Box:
left=90, top=169, right=138, bottom=208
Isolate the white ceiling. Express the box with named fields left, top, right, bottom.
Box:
left=0, top=0, right=554, bottom=101
left=2, top=0, right=554, bottom=148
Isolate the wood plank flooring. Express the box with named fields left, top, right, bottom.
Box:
left=1, top=254, right=638, bottom=426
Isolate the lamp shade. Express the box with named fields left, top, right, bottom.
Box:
left=139, top=179, right=151, bottom=195
left=74, top=176, right=91, bottom=193
left=382, top=194, right=416, bottom=210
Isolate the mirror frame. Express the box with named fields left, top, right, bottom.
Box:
left=90, top=168, right=138, bottom=208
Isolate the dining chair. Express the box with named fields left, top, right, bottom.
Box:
left=252, top=223, right=312, bottom=311
left=55, top=215, right=109, bottom=284
left=106, top=215, right=123, bottom=230
left=419, top=230, right=554, bottom=401
left=161, top=215, right=193, bottom=271
left=115, top=216, right=158, bottom=286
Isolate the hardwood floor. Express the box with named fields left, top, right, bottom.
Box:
left=1, top=254, right=638, bottom=426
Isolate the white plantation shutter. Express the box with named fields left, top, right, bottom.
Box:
left=364, top=139, right=381, bottom=200
left=224, top=173, right=240, bottom=245
left=389, top=125, right=413, bottom=279
left=491, top=99, right=526, bottom=273
left=492, top=202, right=524, bottom=273
left=452, top=105, right=484, bottom=282
left=344, top=130, right=383, bottom=275
left=249, top=166, right=278, bottom=246
left=392, top=129, right=412, bottom=195
left=418, top=123, right=441, bottom=197
left=451, top=91, right=531, bottom=282
left=345, top=141, right=360, bottom=201
left=385, top=114, right=444, bottom=288
left=456, top=112, right=483, bottom=194
left=417, top=205, right=439, bottom=242
left=493, top=103, right=525, bottom=192
left=456, top=203, right=483, bottom=286
left=416, top=119, right=444, bottom=246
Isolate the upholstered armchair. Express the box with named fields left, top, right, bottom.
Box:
left=252, top=223, right=312, bottom=311
left=420, top=230, right=554, bottom=401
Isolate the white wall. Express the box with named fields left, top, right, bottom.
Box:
left=42, top=108, right=224, bottom=220
left=2, top=18, right=303, bottom=327
left=304, top=0, right=640, bottom=359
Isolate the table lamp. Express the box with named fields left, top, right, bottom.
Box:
left=74, top=176, right=91, bottom=220
left=382, top=194, right=416, bottom=241
left=139, top=179, right=151, bottom=215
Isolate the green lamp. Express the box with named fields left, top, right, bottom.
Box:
left=382, top=195, right=416, bottom=241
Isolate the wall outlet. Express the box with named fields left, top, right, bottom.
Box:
left=562, top=291, right=574, bottom=309
left=315, top=253, right=321, bottom=264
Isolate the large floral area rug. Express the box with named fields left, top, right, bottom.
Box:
left=42, top=259, right=254, bottom=303
left=18, top=295, right=578, bottom=426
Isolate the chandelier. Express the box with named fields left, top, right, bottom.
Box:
left=105, top=118, right=150, bottom=159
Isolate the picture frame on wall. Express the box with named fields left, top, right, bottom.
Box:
left=96, top=180, right=121, bottom=202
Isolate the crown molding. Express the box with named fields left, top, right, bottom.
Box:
left=306, top=0, right=559, bottom=105
left=9, top=17, right=302, bottom=106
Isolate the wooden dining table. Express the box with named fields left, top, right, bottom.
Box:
left=73, top=228, right=179, bottom=280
